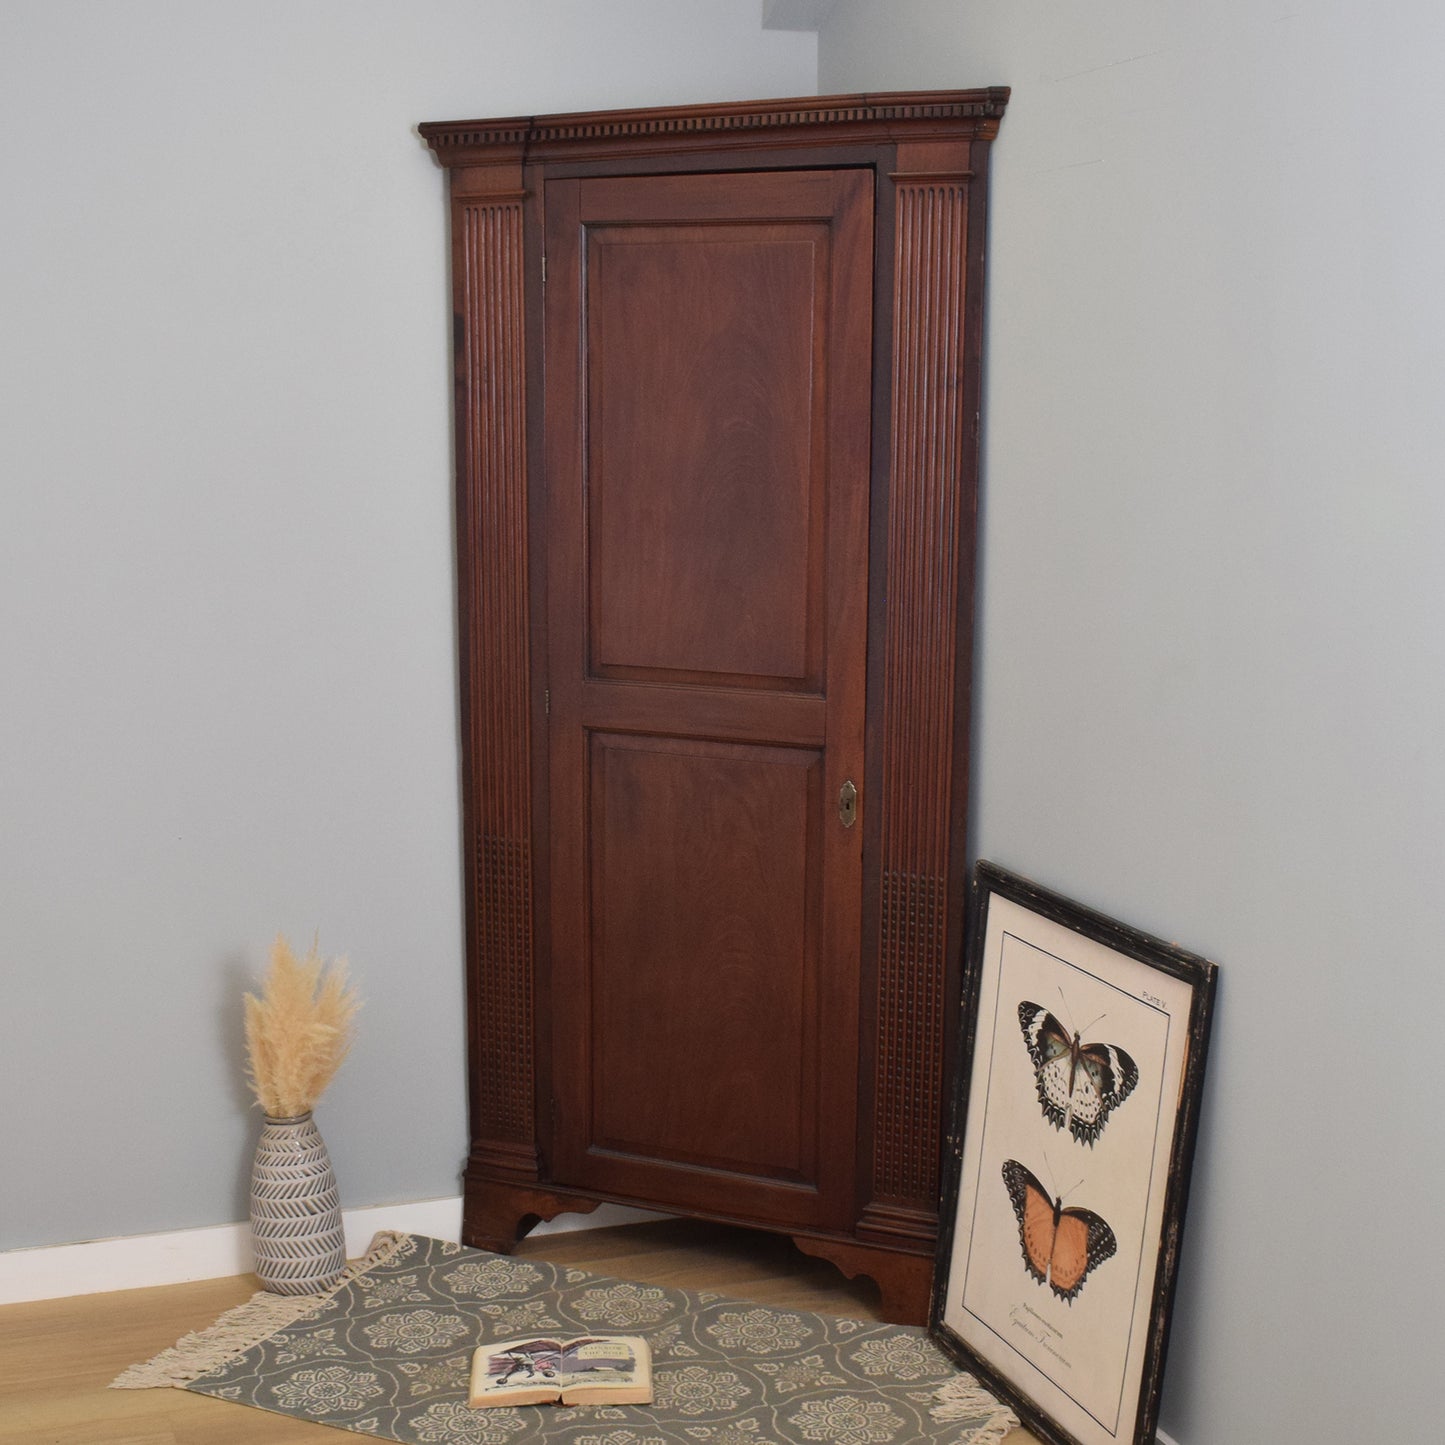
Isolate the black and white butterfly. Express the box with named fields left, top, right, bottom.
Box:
left=1002, top=1159, right=1116, bottom=1304
left=1017, top=1001, right=1139, bottom=1146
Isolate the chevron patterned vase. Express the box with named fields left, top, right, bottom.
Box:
left=249, top=1112, right=346, bottom=1295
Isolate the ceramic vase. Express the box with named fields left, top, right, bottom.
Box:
left=249, top=1112, right=346, bottom=1295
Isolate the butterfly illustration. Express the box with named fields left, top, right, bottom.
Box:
left=1017, top=1001, right=1139, bottom=1146
left=1002, top=1159, right=1116, bottom=1304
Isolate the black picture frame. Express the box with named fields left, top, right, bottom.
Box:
left=931, top=862, right=1217, bottom=1445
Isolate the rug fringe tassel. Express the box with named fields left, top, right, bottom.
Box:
left=931, top=1372, right=1020, bottom=1444
left=109, top=1230, right=410, bottom=1389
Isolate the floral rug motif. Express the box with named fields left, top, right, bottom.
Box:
left=118, top=1233, right=1016, bottom=1445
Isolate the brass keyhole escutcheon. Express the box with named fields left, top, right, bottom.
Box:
left=838, top=780, right=858, bottom=828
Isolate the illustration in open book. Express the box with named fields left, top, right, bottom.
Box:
left=469, top=1334, right=653, bottom=1408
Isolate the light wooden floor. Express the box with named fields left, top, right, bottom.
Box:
left=0, top=1219, right=1035, bottom=1444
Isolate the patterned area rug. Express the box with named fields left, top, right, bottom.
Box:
left=115, top=1232, right=1017, bottom=1445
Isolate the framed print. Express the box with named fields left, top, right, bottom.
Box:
left=931, top=862, right=1217, bottom=1445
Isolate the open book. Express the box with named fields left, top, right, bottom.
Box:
left=469, top=1334, right=653, bottom=1408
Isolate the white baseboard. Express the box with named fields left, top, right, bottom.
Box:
left=0, top=1197, right=662, bottom=1306
left=1157, top=1429, right=1181, bottom=1445
left=525, top=1202, right=667, bottom=1238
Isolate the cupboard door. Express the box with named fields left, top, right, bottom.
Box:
left=544, top=169, right=873, bottom=1229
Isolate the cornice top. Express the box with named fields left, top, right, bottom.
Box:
left=418, top=88, right=1009, bottom=168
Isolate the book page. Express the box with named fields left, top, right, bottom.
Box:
left=470, top=1335, right=650, bottom=1408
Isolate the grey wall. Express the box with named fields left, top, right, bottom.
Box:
left=0, top=0, right=814, bottom=1253
left=820, top=4, right=1445, bottom=1443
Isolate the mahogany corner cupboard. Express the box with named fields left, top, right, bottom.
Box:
left=419, top=89, right=1008, bottom=1323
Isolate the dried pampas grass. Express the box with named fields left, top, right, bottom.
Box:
left=244, top=935, right=360, bottom=1118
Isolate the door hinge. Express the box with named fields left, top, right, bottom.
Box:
left=544, top=688, right=550, bottom=716
left=541, top=254, right=546, bottom=286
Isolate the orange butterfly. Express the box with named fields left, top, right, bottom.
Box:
left=1002, top=1159, right=1116, bottom=1304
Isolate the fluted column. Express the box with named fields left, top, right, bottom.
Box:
left=862, top=159, right=977, bottom=1245
left=455, top=177, right=539, bottom=1180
